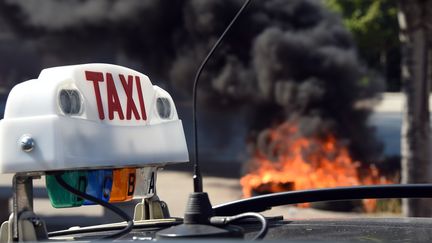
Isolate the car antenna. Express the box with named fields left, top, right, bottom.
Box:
left=157, top=0, right=253, bottom=239
left=192, top=0, right=251, bottom=193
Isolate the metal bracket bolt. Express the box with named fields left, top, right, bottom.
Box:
left=19, top=135, right=35, bottom=152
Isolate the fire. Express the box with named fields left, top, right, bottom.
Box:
left=241, top=122, right=390, bottom=212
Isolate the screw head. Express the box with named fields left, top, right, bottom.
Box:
left=20, top=135, right=35, bottom=152
left=31, top=218, right=42, bottom=227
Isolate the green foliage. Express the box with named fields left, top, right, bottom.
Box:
left=324, top=0, right=401, bottom=91
left=324, top=0, right=398, bottom=51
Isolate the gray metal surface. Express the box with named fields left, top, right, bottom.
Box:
left=48, top=217, right=432, bottom=241
left=12, top=175, right=34, bottom=239
left=263, top=218, right=432, bottom=242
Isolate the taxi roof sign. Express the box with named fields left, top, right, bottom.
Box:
left=0, top=64, right=189, bottom=173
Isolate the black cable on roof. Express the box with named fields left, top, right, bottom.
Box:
left=54, top=174, right=134, bottom=240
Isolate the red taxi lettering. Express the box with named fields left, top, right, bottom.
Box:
left=120, top=74, right=141, bottom=120
left=85, top=71, right=105, bottom=120
left=135, top=76, right=147, bottom=120
left=85, top=71, right=147, bottom=121
left=106, top=73, right=125, bottom=120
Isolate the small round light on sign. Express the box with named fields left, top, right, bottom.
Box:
left=59, top=89, right=81, bottom=115
left=156, top=97, right=172, bottom=119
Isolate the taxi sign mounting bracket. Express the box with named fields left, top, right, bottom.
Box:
left=0, top=174, right=48, bottom=242
left=133, top=195, right=170, bottom=221
left=134, top=167, right=170, bottom=221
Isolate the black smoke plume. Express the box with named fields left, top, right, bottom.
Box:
left=0, top=0, right=383, bottom=163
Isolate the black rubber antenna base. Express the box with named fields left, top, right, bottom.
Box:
left=156, top=192, right=243, bottom=239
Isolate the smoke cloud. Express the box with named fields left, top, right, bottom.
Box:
left=0, top=0, right=384, bottom=163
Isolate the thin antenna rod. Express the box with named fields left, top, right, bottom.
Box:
left=192, top=0, right=252, bottom=192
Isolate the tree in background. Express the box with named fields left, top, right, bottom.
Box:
left=398, top=0, right=432, bottom=217
left=327, top=0, right=432, bottom=216
left=325, top=0, right=401, bottom=91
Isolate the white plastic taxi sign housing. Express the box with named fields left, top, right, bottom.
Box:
left=0, top=64, right=189, bottom=173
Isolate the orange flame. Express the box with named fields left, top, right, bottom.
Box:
left=241, top=122, right=390, bottom=212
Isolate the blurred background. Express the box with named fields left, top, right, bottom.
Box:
left=0, top=0, right=430, bottom=231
